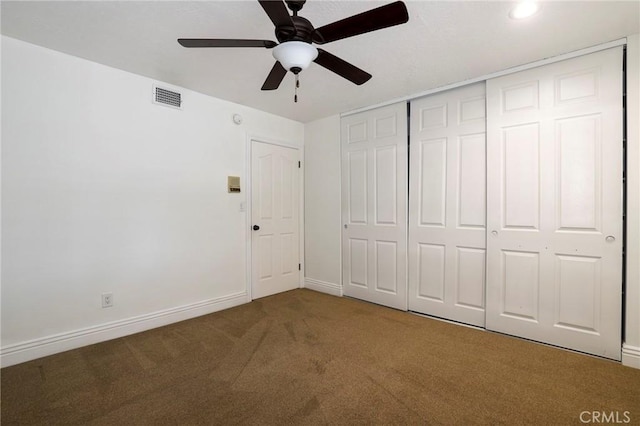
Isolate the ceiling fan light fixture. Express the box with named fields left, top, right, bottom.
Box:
left=272, top=41, right=318, bottom=74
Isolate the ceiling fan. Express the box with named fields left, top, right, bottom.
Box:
left=178, top=0, right=409, bottom=99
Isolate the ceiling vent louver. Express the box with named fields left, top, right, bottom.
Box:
left=153, top=85, right=182, bottom=109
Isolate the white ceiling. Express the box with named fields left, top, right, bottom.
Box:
left=2, top=1, right=639, bottom=123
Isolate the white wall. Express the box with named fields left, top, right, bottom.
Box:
left=303, top=115, right=342, bottom=295
left=1, top=36, right=304, bottom=366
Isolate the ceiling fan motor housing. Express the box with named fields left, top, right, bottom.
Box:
left=275, top=15, right=315, bottom=43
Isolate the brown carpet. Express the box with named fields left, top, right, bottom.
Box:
left=2, top=289, right=639, bottom=425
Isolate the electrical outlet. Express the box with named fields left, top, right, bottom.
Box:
left=102, top=293, right=113, bottom=308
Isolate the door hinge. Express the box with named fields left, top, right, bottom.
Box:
left=298, top=263, right=301, bottom=271
left=298, top=161, right=301, bottom=168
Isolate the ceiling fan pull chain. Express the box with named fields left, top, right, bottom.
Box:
left=294, top=74, right=299, bottom=103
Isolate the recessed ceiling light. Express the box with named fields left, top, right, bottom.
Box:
left=509, top=1, right=541, bottom=19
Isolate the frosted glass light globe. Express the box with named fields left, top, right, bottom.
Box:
left=272, top=41, right=319, bottom=73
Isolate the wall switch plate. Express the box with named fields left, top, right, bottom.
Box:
left=102, top=293, right=113, bottom=308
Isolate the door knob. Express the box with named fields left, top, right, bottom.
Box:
left=491, top=230, right=498, bottom=236
left=253, top=225, right=260, bottom=231
left=606, top=235, right=615, bottom=242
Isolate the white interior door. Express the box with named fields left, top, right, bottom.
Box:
left=251, top=140, right=300, bottom=299
left=486, top=47, right=623, bottom=360
left=408, top=82, right=487, bottom=327
left=341, top=102, right=408, bottom=310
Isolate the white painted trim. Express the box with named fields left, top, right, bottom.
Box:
left=247, top=134, right=301, bottom=150
left=0, top=291, right=248, bottom=368
left=338, top=118, right=344, bottom=292
left=624, top=34, right=640, bottom=370
left=298, top=146, right=305, bottom=289
left=304, top=278, right=343, bottom=296
left=622, top=344, right=640, bottom=369
left=342, top=38, right=627, bottom=118
left=245, top=132, right=254, bottom=303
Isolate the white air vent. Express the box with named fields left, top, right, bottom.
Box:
left=153, top=85, right=182, bottom=109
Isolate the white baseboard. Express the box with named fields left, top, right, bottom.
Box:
left=622, top=343, right=640, bottom=369
left=0, top=291, right=248, bottom=368
left=304, top=277, right=342, bottom=296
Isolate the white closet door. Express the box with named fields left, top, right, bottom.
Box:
left=486, top=47, right=623, bottom=360
left=341, top=102, right=408, bottom=310
left=408, top=83, right=487, bottom=326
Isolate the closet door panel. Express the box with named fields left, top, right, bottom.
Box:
left=486, top=47, right=623, bottom=360
left=342, top=102, right=408, bottom=310
left=408, top=82, right=487, bottom=327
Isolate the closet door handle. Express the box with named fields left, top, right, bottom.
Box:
left=253, top=225, right=260, bottom=231
left=491, top=230, right=498, bottom=236
left=606, top=235, right=615, bottom=242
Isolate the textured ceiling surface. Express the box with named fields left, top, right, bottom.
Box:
left=2, top=1, right=639, bottom=123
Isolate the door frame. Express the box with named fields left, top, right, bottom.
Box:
left=245, top=134, right=304, bottom=302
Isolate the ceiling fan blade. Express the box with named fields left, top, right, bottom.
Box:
left=312, top=1, right=409, bottom=45
left=262, top=61, right=288, bottom=90
left=314, top=49, right=372, bottom=86
left=258, top=0, right=295, bottom=28
left=178, top=39, right=277, bottom=48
